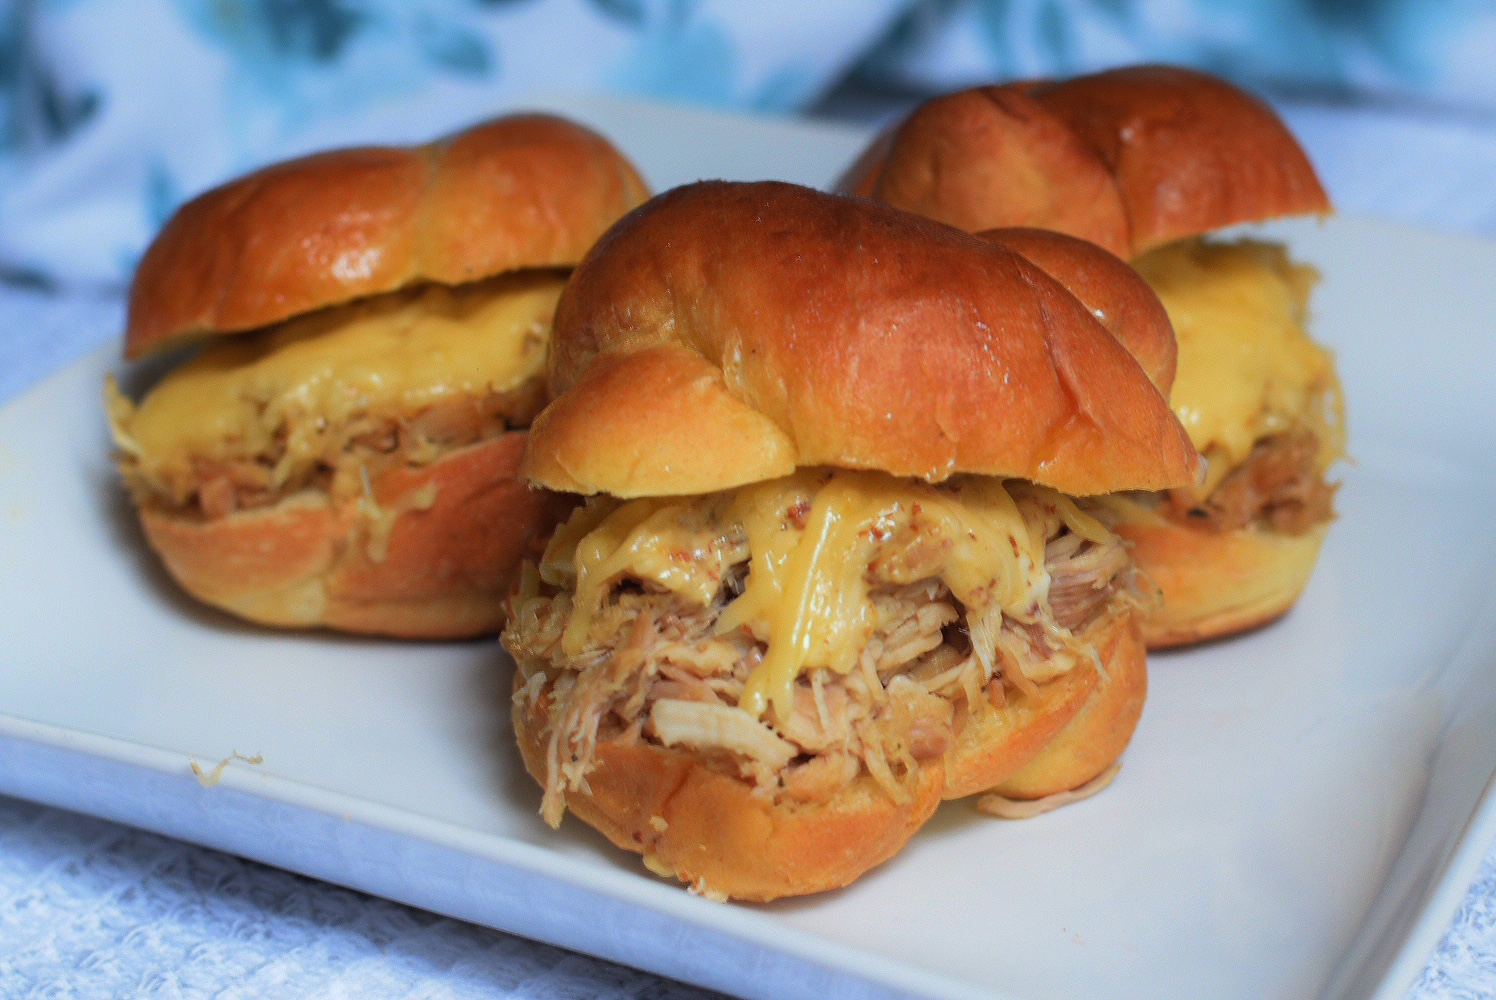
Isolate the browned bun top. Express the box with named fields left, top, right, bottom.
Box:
left=125, top=114, right=650, bottom=359
left=524, top=180, right=1199, bottom=499
left=845, top=65, right=1330, bottom=257
left=977, top=227, right=1176, bottom=394
left=845, top=85, right=1133, bottom=257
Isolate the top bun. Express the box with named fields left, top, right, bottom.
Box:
left=840, top=65, right=1329, bottom=258
left=977, top=226, right=1176, bottom=394
left=126, top=114, right=650, bottom=359
left=523, top=181, right=1199, bottom=499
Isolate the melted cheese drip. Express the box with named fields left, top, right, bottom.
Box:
left=1133, top=239, right=1344, bottom=497
left=118, top=271, right=565, bottom=488
left=547, top=469, right=1051, bottom=723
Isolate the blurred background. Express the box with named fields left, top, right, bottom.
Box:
left=4, top=0, right=1496, bottom=289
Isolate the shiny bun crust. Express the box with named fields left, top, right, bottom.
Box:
left=978, top=227, right=1176, bottom=394
left=943, top=612, right=1146, bottom=799
left=138, top=434, right=570, bottom=638
left=842, top=65, right=1330, bottom=257
left=511, top=670, right=944, bottom=902
left=525, top=181, right=1198, bottom=499
left=126, top=114, right=649, bottom=358
left=1116, top=517, right=1328, bottom=648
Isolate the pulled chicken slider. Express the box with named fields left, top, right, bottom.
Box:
left=840, top=64, right=1346, bottom=648
left=502, top=181, right=1199, bottom=900
left=107, top=114, right=649, bottom=638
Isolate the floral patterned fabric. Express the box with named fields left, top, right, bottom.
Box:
left=859, top=0, right=1496, bottom=112
left=0, top=0, right=910, bottom=284
left=2, top=0, right=1496, bottom=284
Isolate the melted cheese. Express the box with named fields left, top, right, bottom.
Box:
left=1133, top=239, right=1344, bottom=497
left=116, top=271, right=565, bottom=491
left=548, top=469, right=1052, bottom=723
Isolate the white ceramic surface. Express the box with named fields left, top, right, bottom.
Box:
left=1, top=100, right=1494, bottom=1000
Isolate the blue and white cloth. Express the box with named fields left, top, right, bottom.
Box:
left=862, top=0, right=1496, bottom=113
left=5, top=0, right=1496, bottom=286
left=0, top=0, right=909, bottom=285
left=0, top=793, right=717, bottom=998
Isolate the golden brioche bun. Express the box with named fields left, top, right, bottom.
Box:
left=842, top=85, right=1132, bottom=257
left=525, top=180, right=1199, bottom=499
left=126, top=114, right=649, bottom=359
left=140, top=433, right=572, bottom=638
left=120, top=113, right=645, bottom=637
left=978, top=227, right=1176, bottom=394
left=841, top=65, right=1330, bottom=257
left=943, top=612, right=1146, bottom=799
left=990, top=616, right=1147, bottom=798
left=511, top=669, right=945, bottom=902
left=1113, top=509, right=1328, bottom=648
left=841, top=68, right=1337, bottom=650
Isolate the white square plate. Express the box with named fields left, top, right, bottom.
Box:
left=2, top=98, right=1495, bottom=1000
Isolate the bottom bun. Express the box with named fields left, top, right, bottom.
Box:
left=512, top=674, right=945, bottom=902
left=139, top=432, right=569, bottom=639
left=1114, top=510, right=1328, bottom=649
left=943, top=613, right=1146, bottom=800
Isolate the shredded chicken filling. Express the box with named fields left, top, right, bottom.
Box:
left=1162, top=428, right=1339, bottom=534
left=502, top=471, right=1155, bottom=827
left=110, top=382, right=544, bottom=519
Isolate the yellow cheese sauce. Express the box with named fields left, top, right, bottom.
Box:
left=1133, top=239, right=1344, bottom=497
left=541, top=469, right=1110, bottom=723
left=111, top=270, right=565, bottom=496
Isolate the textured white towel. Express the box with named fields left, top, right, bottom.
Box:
left=0, top=796, right=716, bottom=998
